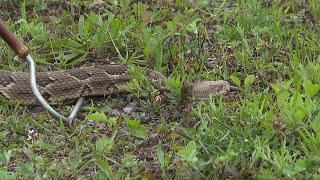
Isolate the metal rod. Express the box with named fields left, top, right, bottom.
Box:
left=0, top=20, right=84, bottom=122
left=68, top=97, right=84, bottom=123
left=26, top=55, right=83, bottom=122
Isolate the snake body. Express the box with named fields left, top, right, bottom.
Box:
left=0, top=65, right=234, bottom=104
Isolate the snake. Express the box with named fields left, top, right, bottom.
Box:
left=0, top=65, right=237, bottom=105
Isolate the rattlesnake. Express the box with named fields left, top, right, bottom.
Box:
left=0, top=65, right=237, bottom=105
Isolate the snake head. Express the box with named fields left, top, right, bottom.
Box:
left=185, top=80, right=238, bottom=99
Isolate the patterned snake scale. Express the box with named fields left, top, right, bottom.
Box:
left=0, top=65, right=236, bottom=105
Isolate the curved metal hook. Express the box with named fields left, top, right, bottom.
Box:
left=0, top=20, right=83, bottom=123
left=27, top=55, right=84, bottom=123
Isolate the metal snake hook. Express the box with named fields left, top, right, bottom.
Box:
left=0, top=20, right=83, bottom=123
left=27, top=55, right=84, bottom=122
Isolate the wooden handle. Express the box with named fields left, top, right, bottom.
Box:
left=0, top=20, right=29, bottom=58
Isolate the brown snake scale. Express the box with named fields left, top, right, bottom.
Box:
left=0, top=65, right=235, bottom=105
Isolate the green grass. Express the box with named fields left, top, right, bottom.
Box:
left=0, top=0, right=320, bottom=179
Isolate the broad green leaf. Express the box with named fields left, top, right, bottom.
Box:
left=311, top=114, right=320, bottom=134
left=271, top=79, right=293, bottom=94
left=230, top=75, right=241, bottom=87
left=294, top=160, right=306, bottom=172
left=197, top=0, right=209, bottom=8
left=165, top=75, right=182, bottom=100
left=157, top=141, right=165, bottom=168
left=87, top=112, right=108, bottom=122
left=109, top=18, right=124, bottom=37
left=49, top=39, right=83, bottom=48
left=22, top=147, right=34, bottom=159
left=95, top=159, right=114, bottom=177
left=18, top=163, right=34, bottom=175
left=277, top=91, right=290, bottom=105
left=96, top=136, right=113, bottom=153
left=273, top=22, right=283, bottom=44
left=294, top=91, right=304, bottom=106
left=177, top=140, right=198, bottom=162
left=62, top=53, right=78, bottom=63
left=78, top=15, right=85, bottom=38
left=0, top=168, right=14, bottom=180
left=299, top=64, right=308, bottom=79
left=187, top=19, right=198, bottom=34
left=283, top=165, right=295, bottom=177
left=0, top=131, right=9, bottom=141
left=65, top=53, right=88, bottom=67
left=126, top=119, right=147, bottom=139
left=269, top=83, right=281, bottom=94
left=296, top=108, right=306, bottom=121
left=304, top=96, right=316, bottom=112
left=244, top=75, right=255, bottom=89
left=0, top=150, right=12, bottom=164
left=284, top=78, right=294, bottom=90
left=123, top=154, right=138, bottom=168
left=166, top=21, right=177, bottom=35
left=302, top=79, right=320, bottom=97
left=88, top=11, right=103, bottom=26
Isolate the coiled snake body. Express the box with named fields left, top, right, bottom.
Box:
left=0, top=65, right=235, bottom=105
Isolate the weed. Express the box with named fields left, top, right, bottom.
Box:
left=0, top=0, right=319, bottom=179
